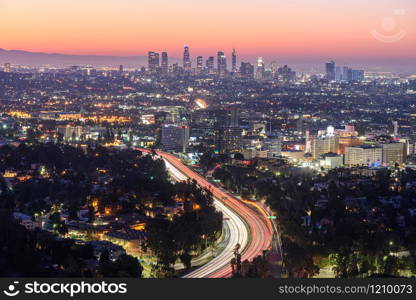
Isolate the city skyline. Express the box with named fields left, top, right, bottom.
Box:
left=3, top=0, right=416, bottom=290
left=1, top=0, right=415, bottom=61
left=1, top=46, right=416, bottom=74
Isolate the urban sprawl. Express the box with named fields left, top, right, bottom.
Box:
left=1, top=46, right=416, bottom=278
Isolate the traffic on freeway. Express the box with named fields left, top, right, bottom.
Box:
left=163, top=156, right=248, bottom=276
left=138, top=148, right=273, bottom=278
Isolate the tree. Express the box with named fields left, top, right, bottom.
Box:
left=199, top=151, right=217, bottom=174
left=114, top=255, right=143, bottom=277
left=179, top=253, right=192, bottom=270
left=99, top=249, right=110, bottom=264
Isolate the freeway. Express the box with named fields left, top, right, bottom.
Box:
left=142, top=149, right=274, bottom=278
left=165, top=158, right=240, bottom=272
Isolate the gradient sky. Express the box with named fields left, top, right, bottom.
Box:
left=1, top=0, right=415, bottom=60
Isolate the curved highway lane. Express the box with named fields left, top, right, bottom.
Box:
left=153, top=150, right=273, bottom=278
left=165, top=157, right=244, bottom=273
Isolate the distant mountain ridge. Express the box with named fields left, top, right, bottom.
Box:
left=0, top=48, right=151, bottom=68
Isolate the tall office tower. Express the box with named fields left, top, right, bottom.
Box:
left=228, top=107, right=239, bottom=127
left=183, top=45, right=191, bottom=71
left=231, top=49, right=237, bottom=72
left=172, top=63, right=179, bottom=74
left=270, top=61, right=278, bottom=77
left=277, top=65, right=296, bottom=82
left=325, top=60, right=335, bottom=80
left=392, top=121, right=399, bottom=137
left=263, top=136, right=282, bottom=158
left=161, top=52, right=168, bottom=74
left=240, top=62, right=254, bottom=78
left=215, top=126, right=243, bottom=153
left=382, top=142, right=405, bottom=167
left=296, top=117, right=304, bottom=135
left=255, top=57, right=265, bottom=80
left=206, top=56, right=215, bottom=73
left=148, top=51, right=160, bottom=72
left=335, top=66, right=351, bottom=81
left=342, top=67, right=350, bottom=80
left=344, top=68, right=364, bottom=82
left=3, top=63, right=11, bottom=73
left=311, top=135, right=339, bottom=159
left=196, top=56, right=203, bottom=73
left=334, top=66, right=342, bottom=81
left=119, top=65, right=124, bottom=73
left=388, top=121, right=399, bottom=137
left=305, top=130, right=312, bottom=153
left=161, top=124, right=190, bottom=153
left=350, top=69, right=364, bottom=81
left=217, top=51, right=227, bottom=75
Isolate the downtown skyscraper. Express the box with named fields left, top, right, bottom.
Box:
left=325, top=60, right=336, bottom=80
left=231, top=49, right=237, bottom=73
left=183, top=45, right=191, bottom=72
left=196, top=56, right=203, bottom=73
left=270, top=61, right=278, bottom=77
left=240, top=62, right=254, bottom=78
left=161, top=52, right=168, bottom=74
left=217, top=51, right=227, bottom=76
left=255, top=57, right=265, bottom=81
left=206, top=56, right=214, bottom=74
left=148, top=51, right=160, bottom=72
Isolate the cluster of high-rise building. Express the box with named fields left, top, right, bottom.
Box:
left=189, top=107, right=284, bottom=159
left=148, top=51, right=169, bottom=74
left=146, top=51, right=367, bottom=83
left=3, top=51, right=414, bottom=174
left=325, top=60, right=364, bottom=82
left=146, top=45, right=296, bottom=81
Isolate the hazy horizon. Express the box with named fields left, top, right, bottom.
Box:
left=1, top=0, right=415, bottom=61
left=1, top=47, right=415, bottom=74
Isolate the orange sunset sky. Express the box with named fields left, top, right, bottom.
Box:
left=1, top=0, right=415, bottom=59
